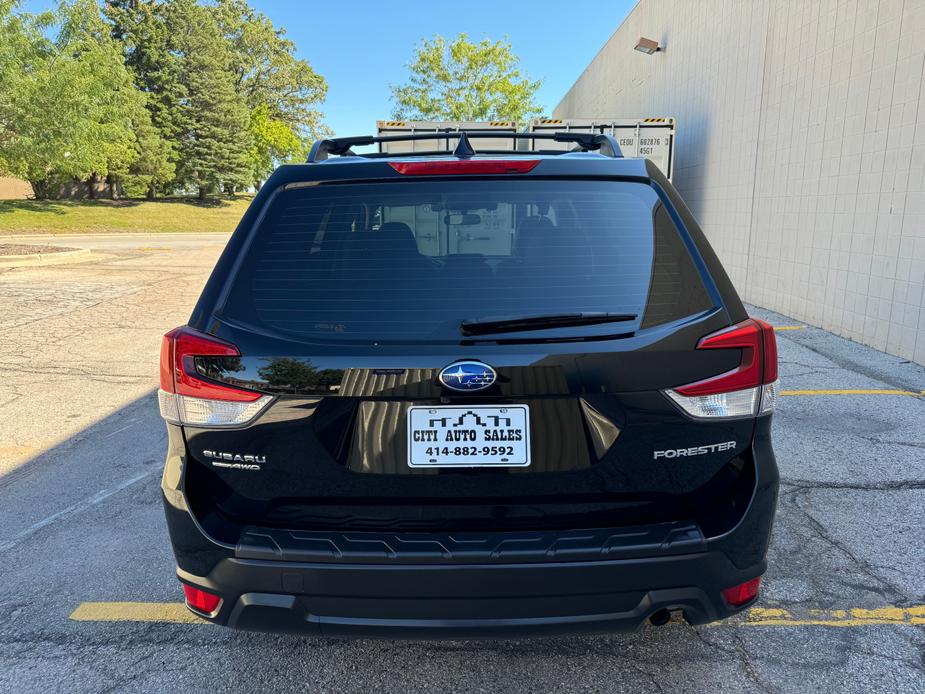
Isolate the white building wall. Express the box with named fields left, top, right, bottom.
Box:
left=555, top=0, right=925, bottom=364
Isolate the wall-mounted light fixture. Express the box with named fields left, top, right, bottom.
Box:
left=634, top=37, right=661, bottom=55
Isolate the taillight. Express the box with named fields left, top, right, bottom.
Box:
left=388, top=160, right=540, bottom=175
left=721, top=577, right=761, bottom=607
left=664, top=318, right=780, bottom=418
left=182, top=584, right=222, bottom=616
left=157, top=326, right=273, bottom=427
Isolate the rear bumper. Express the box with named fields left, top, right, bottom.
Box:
left=179, top=549, right=762, bottom=639
left=163, top=418, right=778, bottom=638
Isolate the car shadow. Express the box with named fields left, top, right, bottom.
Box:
left=0, top=390, right=165, bottom=542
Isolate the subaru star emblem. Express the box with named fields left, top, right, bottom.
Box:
left=438, top=361, right=497, bottom=392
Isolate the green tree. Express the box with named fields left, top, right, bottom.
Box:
left=390, top=34, right=543, bottom=122
left=58, top=0, right=149, bottom=198
left=105, top=0, right=329, bottom=195
left=2, top=0, right=332, bottom=199
left=105, top=0, right=182, bottom=197
left=0, top=1, right=52, bottom=176
left=168, top=0, right=251, bottom=199
left=214, top=0, right=327, bottom=186
left=0, top=0, right=146, bottom=198
left=117, top=107, right=175, bottom=198
left=248, top=102, right=301, bottom=189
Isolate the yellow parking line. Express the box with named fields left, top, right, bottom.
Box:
left=780, top=389, right=922, bottom=396
left=70, top=602, right=925, bottom=627
left=743, top=606, right=925, bottom=627
left=773, top=325, right=806, bottom=331
left=70, top=601, right=203, bottom=624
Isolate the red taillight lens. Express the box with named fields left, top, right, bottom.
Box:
left=158, top=333, right=176, bottom=393
left=159, top=326, right=260, bottom=402
left=754, top=318, right=778, bottom=382
left=158, top=326, right=273, bottom=427
left=674, top=318, right=778, bottom=397
left=664, top=317, right=779, bottom=418
left=722, top=577, right=761, bottom=607
left=182, top=584, right=222, bottom=615
left=388, top=160, right=540, bottom=175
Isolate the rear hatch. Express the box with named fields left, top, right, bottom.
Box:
left=167, top=171, right=765, bottom=538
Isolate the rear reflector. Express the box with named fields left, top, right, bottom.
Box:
left=389, top=160, right=540, bottom=175
left=182, top=584, right=222, bottom=616
left=158, top=326, right=273, bottom=427
left=664, top=318, right=780, bottom=419
left=721, top=577, right=761, bottom=607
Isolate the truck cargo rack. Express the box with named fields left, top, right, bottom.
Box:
left=306, top=131, right=622, bottom=163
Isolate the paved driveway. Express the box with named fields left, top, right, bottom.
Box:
left=0, top=234, right=923, bottom=693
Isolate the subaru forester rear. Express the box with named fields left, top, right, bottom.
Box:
left=158, top=131, right=779, bottom=637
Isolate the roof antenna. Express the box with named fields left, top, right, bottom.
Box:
left=453, top=131, right=475, bottom=157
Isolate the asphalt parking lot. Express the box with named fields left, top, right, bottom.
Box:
left=0, top=233, right=923, bottom=693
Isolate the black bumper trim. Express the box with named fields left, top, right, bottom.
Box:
left=179, top=549, right=763, bottom=639
left=236, top=520, right=706, bottom=564
left=226, top=587, right=719, bottom=639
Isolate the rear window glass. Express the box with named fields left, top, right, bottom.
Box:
left=222, top=179, right=713, bottom=342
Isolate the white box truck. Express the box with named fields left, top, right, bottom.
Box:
left=528, top=118, right=676, bottom=181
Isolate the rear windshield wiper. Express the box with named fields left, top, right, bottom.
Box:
left=459, top=312, right=638, bottom=336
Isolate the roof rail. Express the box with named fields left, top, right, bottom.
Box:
left=306, top=131, right=622, bottom=163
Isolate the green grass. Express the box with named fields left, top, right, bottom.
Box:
left=0, top=196, right=253, bottom=234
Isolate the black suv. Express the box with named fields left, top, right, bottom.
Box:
left=158, top=131, right=779, bottom=637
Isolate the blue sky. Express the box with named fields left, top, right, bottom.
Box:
left=20, top=0, right=637, bottom=136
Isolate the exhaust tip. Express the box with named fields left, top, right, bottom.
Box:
left=648, top=608, right=672, bottom=626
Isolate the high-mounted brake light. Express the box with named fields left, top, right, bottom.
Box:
left=664, top=318, right=780, bottom=419
left=182, top=584, right=222, bottom=616
left=157, top=326, right=273, bottom=427
left=388, top=160, right=540, bottom=176
left=721, top=577, right=761, bottom=607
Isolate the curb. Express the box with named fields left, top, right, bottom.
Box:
left=0, top=247, right=93, bottom=267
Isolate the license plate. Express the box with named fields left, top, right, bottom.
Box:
left=407, top=405, right=530, bottom=468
